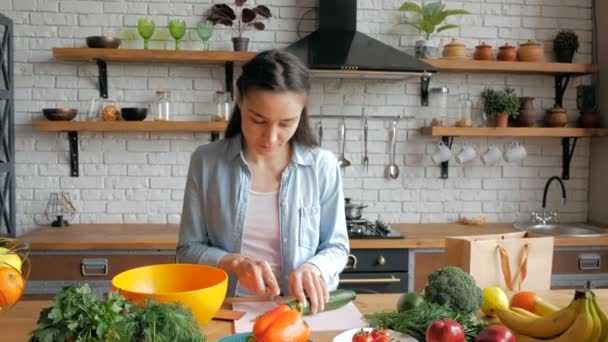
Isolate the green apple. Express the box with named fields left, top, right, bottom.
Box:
left=0, top=247, right=22, bottom=272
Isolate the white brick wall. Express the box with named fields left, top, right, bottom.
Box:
left=5, top=0, right=594, bottom=234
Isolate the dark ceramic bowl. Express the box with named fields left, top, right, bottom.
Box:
left=121, top=107, right=147, bottom=121
left=42, top=108, right=78, bottom=121
left=86, top=36, right=121, bottom=49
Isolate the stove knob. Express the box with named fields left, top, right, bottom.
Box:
left=377, top=255, right=386, bottom=265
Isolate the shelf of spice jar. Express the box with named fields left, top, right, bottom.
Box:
left=421, top=126, right=608, bottom=137
left=421, top=59, right=598, bottom=75
left=52, top=48, right=257, bottom=64
left=33, top=120, right=229, bottom=132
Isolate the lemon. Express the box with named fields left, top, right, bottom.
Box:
left=0, top=247, right=22, bottom=273
left=481, top=286, right=509, bottom=317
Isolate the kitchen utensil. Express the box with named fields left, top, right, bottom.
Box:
left=85, top=36, right=121, bottom=49
left=497, top=43, right=517, bottom=61
left=473, top=41, right=494, bottom=60
left=442, top=38, right=467, bottom=59
left=112, top=264, right=228, bottom=325
left=386, top=120, right=399, bottom=179
left=338, top=118, right=351, bottom=168
left=518, top=40, right=544, bottom=62
left=344, top=198, right=368, bottom=220
left=362, top=116, right=369, bottom=171
left=120, top=107, right=148, bottom=121
left=42, top=108, right=78, bottom=121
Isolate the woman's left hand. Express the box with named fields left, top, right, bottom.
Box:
left=288, top=263, right=329, bottom=314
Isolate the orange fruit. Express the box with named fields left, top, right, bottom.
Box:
left=0, top=267, right=24, bottom=308
left=510, top=290, right=539, bottom=313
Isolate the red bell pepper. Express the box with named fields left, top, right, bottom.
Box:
left=252, top=304, right=310, bottom=342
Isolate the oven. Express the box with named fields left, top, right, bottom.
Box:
left=338, top=248, right=409, bottom=294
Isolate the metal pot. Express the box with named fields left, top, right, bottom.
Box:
left=344, top=198, right=367, bottom=220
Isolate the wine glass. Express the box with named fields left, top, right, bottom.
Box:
left=168, top=19, right=186, bottom=50
left=196, top=21, right=214, bottom=51
left=137, top=18, right=155, bottom=50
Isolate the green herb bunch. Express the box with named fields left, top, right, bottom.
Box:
left=398, top=1, right=470, bottom=40
left=553, top=29, right=579, bottom=51
left=30, top=284, right=206, bottom=342
left=481, top=88, right=521, bottom=118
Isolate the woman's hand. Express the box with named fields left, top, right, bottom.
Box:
left=289, top=263, right=329, bottom=314
left=219, top=254, right=280, bottom=296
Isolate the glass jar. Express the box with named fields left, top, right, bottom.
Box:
left=456, top=94, right=473, bottom=127
left=154, top=89, right=171, bottom=121
left=429, top=87, right=449, bottom=126
left=213, top=90, right=232, bottom=121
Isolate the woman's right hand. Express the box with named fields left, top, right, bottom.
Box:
left=219, top=254, right=280, bottom=296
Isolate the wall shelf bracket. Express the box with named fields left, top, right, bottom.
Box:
left=421, top=73, right=431, bottom=106
left=554, top=74, right=571, bottom=107
left=68, top=131, right=79, bottom=177
left=96, top=59, right=108, bottom=99
left=225, top=61, right=234, bottom=99
left=440, top=136, right=454, bottom=179
left=562, top=137, right=577, bottom=180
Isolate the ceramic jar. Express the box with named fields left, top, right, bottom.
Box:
left=519, top=96, right=540, bottom=127
left=518, top=40, right=544, bottom=62
left=545, top=105, right=568, bottom=127
left=442, top=38, right=467, bottom=59
left=579, top=111, right=599, bottom=128
left=497, top=43, right=517, bottom=61
left=473, top=42, right=493, bottom=60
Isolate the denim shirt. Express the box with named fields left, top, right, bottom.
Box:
left=176, top=135, right=350, bottom=296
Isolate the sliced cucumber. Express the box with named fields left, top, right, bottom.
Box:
left=285, top=289, right=356, bottom=316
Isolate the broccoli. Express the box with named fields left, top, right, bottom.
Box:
left=423, top=266, right=483, bottom=315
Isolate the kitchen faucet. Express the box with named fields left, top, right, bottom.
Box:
left=531, top=176, right=567, bottom=225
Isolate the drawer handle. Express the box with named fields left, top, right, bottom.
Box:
left=579, top=253, right=601, bottom=270
left=81, top=258, right=108, bottom=277
left=339, top=276, right=400, bottom=284
left=344, top=254, right=358, bottom=270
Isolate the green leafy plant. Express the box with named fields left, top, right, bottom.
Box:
left=553, top=29, right=579, bottom=51
left=481, top=88, right=521, bottom=118
left=207, top=0, right=271, bottom=38
left=398, top=1, right=470, bottom=40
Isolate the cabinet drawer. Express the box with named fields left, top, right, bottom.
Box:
left=338, top=272, right=408, bottom=294
left=343, top=249, right=408, bottom=273
left=553, top=249, right=608, bottom=274
left=27, top=252, right=176, bottom=281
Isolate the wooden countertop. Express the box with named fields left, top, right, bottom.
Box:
left=18, top=223, right=608, bottom=251
left=3, top=290, right=608, bottom=342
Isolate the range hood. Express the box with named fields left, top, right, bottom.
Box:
left=286, top=0, right=436, bottom=78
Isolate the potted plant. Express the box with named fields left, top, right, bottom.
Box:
left=207, top=0, right=271, bottom=52
left=481, top=88, right=520, bottom=128
left=398, top=1, right=470, bottom=58
left=553, top=29, right=579, bottom=63
left=577, top=84, right=600, bottom=128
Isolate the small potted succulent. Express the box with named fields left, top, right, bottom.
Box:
left=398, top=1, right=470, bottom=58
left=577, top=84, right=600, bottom=128
left=207, top=0, right=271, bottom=52
left=553, top=29, right=579, bottom=63
left=481, top=88, right=521, bottom=128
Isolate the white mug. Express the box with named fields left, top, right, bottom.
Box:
left=481, top=144, right=503, bottom=165
left=455, top=144, right=477, bottom=164
left=431, top=141, right=452, bottom=164
left=505, top=141, right=527, bottom=163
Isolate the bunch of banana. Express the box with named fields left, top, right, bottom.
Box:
left=496, top=290, right=608, bottom=342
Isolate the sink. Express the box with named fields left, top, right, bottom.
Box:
left=513, top=222, right=608, bottom=237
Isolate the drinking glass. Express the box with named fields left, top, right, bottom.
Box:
left=169, top=19, right=186, bottom=50
left=196, top=21, right=214, bottom=51
left=137, top=18, right=155, bottom=50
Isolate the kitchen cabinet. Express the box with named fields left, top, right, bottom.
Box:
left=551, top=246, right=608, bottom=289
left=339, top=248, right=409, bottom=294
left=410, top=248, right=445, bottom=292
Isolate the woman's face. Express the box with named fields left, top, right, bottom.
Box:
left=238, top=89, right=306, bottom=156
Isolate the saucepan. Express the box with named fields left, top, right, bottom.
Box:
left=344, top=198, right=367, bottom=220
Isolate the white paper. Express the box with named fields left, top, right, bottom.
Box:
left=232, top=301, right=368, bottom=333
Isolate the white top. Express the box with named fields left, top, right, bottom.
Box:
left=236, top=190, right=282, bottom=296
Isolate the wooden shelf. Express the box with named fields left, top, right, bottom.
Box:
left=34, top=120, right=228, bottom=132
left=421, top=126, right=608, bottom=137
left=53, top=48, right=256, bottom=64
left=421, top=59, right=598, bottom=75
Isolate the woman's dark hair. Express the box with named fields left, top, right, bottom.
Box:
left=224, top=49, right=317, bottom=146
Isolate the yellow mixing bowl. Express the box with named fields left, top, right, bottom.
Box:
left=111, top=263, right=228, bottom=325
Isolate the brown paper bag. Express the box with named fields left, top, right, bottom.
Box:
left=444, top=232, right=554, bottom=291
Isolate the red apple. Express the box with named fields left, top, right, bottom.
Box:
left=425, top=319, right=465, bottom=342
left=475, top=324, right=516, bottom=342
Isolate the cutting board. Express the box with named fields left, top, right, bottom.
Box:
left=213, top=308, right=246, bottom=321
left=232, top=301, right=367, bottom=333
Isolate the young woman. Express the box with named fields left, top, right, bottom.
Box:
left=177, top=49, right=349, bottom=314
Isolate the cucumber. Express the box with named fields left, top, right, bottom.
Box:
left=286, top=289, right=356, bottom=315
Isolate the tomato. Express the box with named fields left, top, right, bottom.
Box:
left=372, top=335, right=390, bottom=342
left=0, top=267, right=24, bottom=308
left=370, top=327, right=390, bottom=339
left=352, top=329, right=373, bottom=342
left=509, top=291, right=539, bottom=313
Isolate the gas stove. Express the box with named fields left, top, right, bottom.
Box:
left=346, top=219, right=404, bottom=239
